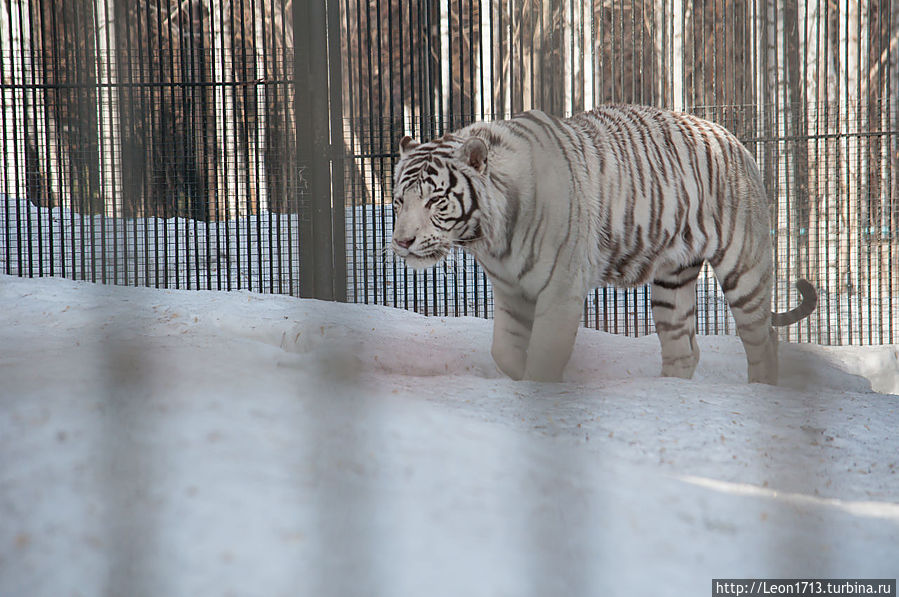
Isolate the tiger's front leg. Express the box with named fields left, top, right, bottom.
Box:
left=522, top=294, right=583, bottom=382
left=490, top=290, right=536, bottom=380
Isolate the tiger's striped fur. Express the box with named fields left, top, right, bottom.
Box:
left=391, top=105, right=817, bottom=384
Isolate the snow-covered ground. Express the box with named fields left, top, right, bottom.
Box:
left=6, top=195, right=896, bottom=344
left=1, top=274, right=897, bottom=596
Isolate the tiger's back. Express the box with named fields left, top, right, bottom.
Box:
left=391, top=105, right=816, bottom=384
left=471, top=106, right=769, bottom=291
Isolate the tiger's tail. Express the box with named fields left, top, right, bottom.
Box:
left=771, top=279, right=817, bottom=327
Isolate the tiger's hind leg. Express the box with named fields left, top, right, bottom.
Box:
left=713, top=249, right=778, bottom=385
left=651, top=262, right=703, bottom=379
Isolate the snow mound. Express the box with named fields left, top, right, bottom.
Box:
left=1, top=274, right=897, bottom=597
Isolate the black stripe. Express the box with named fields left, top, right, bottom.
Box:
left=654, top=262, right=702, bottom=290
left=655, top=320, right=687, bottom=332
left=460, top=172, right=480, bottom=217
left=518, top=111, right=579, bottom=170
left=489, top=173, right=519, bottom=260
left=741, top=335, right=769, bottom=347
left=650, top=299, right=676, bottom=310
left=728, top=281, right=766, bottom=311
left=506, top=328, right=530, bottom=340
left=654, top=277, right=691, bottom=290
left=478, top=259, right=515, bottom=289
left=664, top=328, right=697, bottom=342
left=666, top=352, right=698, bottom=364
left=499, top=306, right=533, bottom=330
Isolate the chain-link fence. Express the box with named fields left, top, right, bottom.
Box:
left=340, top=0, right=899, bottom=345
left=1, top=0, right=300, bottom=293
left=2, top=0, right=898, bottom=345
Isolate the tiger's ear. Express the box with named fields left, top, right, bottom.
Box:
left=459, top=137, right=488, bottom=173
left=399, top=135, right=419, bottom=156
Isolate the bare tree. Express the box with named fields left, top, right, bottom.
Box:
left=783, top=0, right=809, bottom=286
left=2, top=0, right=67, bottom=209
left=251, top=0, right=268, bottom=212
left=263, top=0, right=295, bottom=213
left=891, top=0, right=899, bottom=298
left=838, top=0, right=865, bottom=297
left=1, top=0, right=30, bottom=203
left=94, top=0, right=122, bottom=218
left=671, top=0, right=685, bottom=109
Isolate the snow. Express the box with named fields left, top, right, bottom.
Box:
left=1, top=273, right=898, bottom=597
left=1, top=194, right=303, bottom=294
left=6, top=195, right=896, bottom=344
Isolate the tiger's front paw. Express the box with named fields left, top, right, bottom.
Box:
left=521, top=343, right=568, bottom=381
left=521, top=357, right=566, bottom=382
left=491, top=345, right=526, bottom=380
left=660, top=349, right=700, bottom=379
left=522, top=366, right=564, bottom=383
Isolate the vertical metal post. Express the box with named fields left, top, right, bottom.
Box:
left=295, top=0, right=346, bottom=301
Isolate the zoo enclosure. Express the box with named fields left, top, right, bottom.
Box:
left=340, top=0, right=899, bottom=345
left=1, top=0, right=898, bottom=345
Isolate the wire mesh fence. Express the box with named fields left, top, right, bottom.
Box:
left=2, top=5, right=896, bottom=595
left=339, top=0, right=899, bottom=345
left=1, top=0, right=898, bottom=345
left=1, top=0, right=300, bottom=294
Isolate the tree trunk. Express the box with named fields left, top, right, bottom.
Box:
left=211, top=0, right=243, bottom=219
left=477, top=0, right=493, bottom=118
left=1, top=0, right=29, bottom=203
left=438, top=0, right=450, bottom=130
left=803, top=0, right=823, bottom=296
left=252, top=0, right=267, bottom=212
left=838, top=0, right=861, bottom=300
left=891, top=0, right=899, bottom=309
left=561, top=0, right=572, bottom=113
left=758, top=0, right=779, bottom=265
left=784, top=0, right=810, bottom=298
left=264, top=0, right=293, bottom=213
left=581, top=0, right=594, bottom=110
left=2, top=0, right=63, bottom=209
left=653, top=0, right=668, bottom=107
left=94, top=0, right=122, bottom=219
left=671, top=0, right=685, bottom=110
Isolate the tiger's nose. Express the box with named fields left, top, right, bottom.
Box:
left=395, top=236, right=414, bottom=249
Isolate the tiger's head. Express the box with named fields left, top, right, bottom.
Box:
left=390, top=134, right=488, bottom=270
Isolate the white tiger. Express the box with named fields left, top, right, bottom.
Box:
left=390, top=105, right=817, bottom=384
